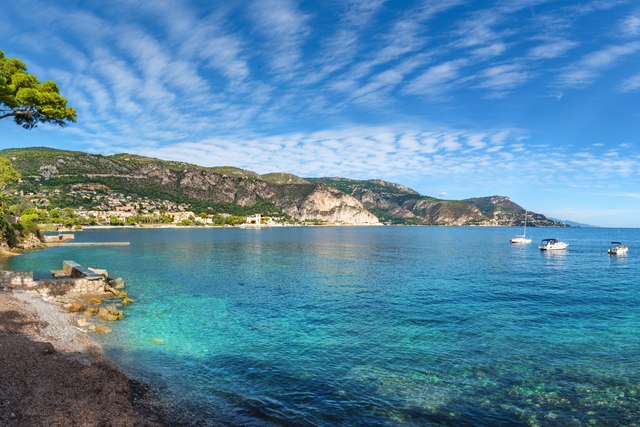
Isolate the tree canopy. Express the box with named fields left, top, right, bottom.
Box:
left=0, top=157, right=20, bottom=194
left=0, top=50, right=76, bottom=129
left=0, top=156, right=20, bottom=210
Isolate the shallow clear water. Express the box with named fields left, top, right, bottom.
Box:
left=5, top=227, right=640, bottom=426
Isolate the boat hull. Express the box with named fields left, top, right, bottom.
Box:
left=608, top=247, right=628, bottom=255
left=539, top=243, right=568, bottom=250
left=510, top=237, right=532, bottom=244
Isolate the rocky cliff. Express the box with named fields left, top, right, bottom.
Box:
left=0, top=215, right=45, bottom=254
left=463, top=196, right=567, bottom=227
left=1, top=147, right=566, bottom=226
left=2, top=148, right=378, bottom=225
left=309, top=178, right=566, bottom=226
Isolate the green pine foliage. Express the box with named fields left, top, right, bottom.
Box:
left=0, top=51, right=76, bottom=128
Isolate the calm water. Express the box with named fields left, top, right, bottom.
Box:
left=4, top=227, right=640, bottom=426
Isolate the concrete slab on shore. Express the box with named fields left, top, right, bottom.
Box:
left=46, top=242, right=130, bottom=246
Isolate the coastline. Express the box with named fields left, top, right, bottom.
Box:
left=80, top=222, right=381, bottom=229
left=1, top=224, right=580, bottom=426
left=0, top=281, right=169, bottom=425
left=76, top=222, right=571, bottom=231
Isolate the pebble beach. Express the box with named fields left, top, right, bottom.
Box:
left=0, top=290, right=166, bottom=426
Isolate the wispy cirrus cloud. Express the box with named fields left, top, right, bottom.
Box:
left=617, top=73, right=640, bottom=92
left=84, top=125, right=639, bottom=197
left=248, top=0, right=310, bottom=78
left=617, top=10, right=640, bottom=36
left=527, top=39, right=578, bottom=59
left=404, top=59, right=468, bottom=96
left=2, top=0, right=639, bottom=226
left=302, top=0, right=386, bottom=85
left=326, top=0, right=463, bottom=97
left=556, top=42, right=640, bottom=88
left=476, top=63, right=531, bottom=94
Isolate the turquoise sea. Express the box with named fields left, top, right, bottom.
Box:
left=3, top=226, right=640, bottom=426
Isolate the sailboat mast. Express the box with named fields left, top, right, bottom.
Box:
left=523, top=211, right=527, bottom=237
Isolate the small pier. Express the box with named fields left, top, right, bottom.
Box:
left=1, top=260, right=109, bottom=295
left=43, top=233, right=75, bottom=243
left=51, top=260, right=105, bottom=280
left=46, top=242, right=130, bottom=247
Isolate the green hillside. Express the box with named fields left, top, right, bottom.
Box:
left=0, top=147, right=568, bottom=226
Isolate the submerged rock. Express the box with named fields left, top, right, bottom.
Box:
left=110, top=277, right=125, bottom=290
left=105, top=284, right=128, bottom=298
left=94, top=324, right=112, bottom=334
left=96, top=306, right=124, bottom=321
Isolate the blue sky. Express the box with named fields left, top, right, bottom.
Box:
left=1, top=0, right=639, bottom=227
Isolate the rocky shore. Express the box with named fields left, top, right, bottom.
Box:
left=0, top=289, right=168, bottom=426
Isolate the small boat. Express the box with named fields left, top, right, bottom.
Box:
left=510, top=211, right=532, bottom=244
left=607, top=242, right=628, bottom=255
left=539, top=238, right=568, bottom=251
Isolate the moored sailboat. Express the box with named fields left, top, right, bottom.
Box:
left=510, top=211, right=532, bottom=244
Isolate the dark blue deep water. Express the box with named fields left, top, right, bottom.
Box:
left=4, top=227, right=640, bottom=425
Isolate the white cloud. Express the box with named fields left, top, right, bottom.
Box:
left=248, top=0, right=310, bottom=78
left=528, top=39, right=577, bottom=59
left=324, top=0, right=463, bottom=96
left=81, top=124, right=640, bottom=199
left=472, top=42, right=507, bottom=59
left=477, top=64, right=531, bottom=92
left=557, top=42, right=640, bottom=88
left=617, top=192, right=640, bottom=199
left=404, top=59, right=467, bottom=96
left=349, top=54, right=429, bottom=105
left=617, top=73, right=640, bottom=92
left=618, top=11, right=640, bottom=37
left=4, top=0, right=640, bottom=218
left=301, top=1, right=386, bottom=85
left=453, top=10, right=503, bottom=49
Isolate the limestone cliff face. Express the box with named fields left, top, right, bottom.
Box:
left=139, top=163, right=178, bottom=186
left=405, top=199, right=483, bottom=226
left=281, top=186, right=379, bottom=225
left=176, top=169, right=265, bottom=205
left=3, top=147, right=567, bottom=227
left=125, top=164, right=378, bottom=224
left=311, top=178, right=566, bottom=226
left=350, top=186, right=485, bottom=225
left=132, top=166, right=376, bottom=224
left=9, top=148, right=379, bottom=225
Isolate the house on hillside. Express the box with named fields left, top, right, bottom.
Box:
left=245, top=214, right=262, bottom=224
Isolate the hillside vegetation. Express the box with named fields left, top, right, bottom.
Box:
left=1, top=147, right=567, bottom=226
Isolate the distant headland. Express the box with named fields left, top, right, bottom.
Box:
left=1, top=147, right=568, bottom=228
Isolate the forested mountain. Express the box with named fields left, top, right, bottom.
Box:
left=1, top=147, right=567, bottom=226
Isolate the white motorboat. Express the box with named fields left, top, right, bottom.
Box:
left=539, top=238, right=568, bottom=251
left=607, top=242, right=628, bottom=255
left=510, top=211, right=532, bottom=244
